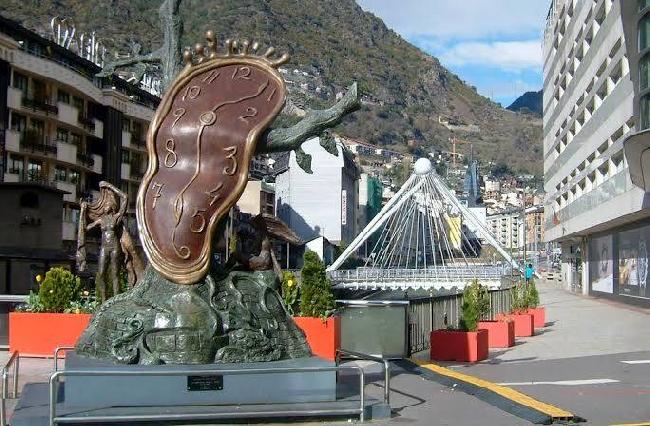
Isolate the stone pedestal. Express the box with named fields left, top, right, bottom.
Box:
left=64, top=352, right=336, bottom=407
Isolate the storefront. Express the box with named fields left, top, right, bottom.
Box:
left=589, top=220, right=650, bottom=307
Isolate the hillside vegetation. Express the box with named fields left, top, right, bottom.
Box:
left=1, top=0, right=542, bottom=175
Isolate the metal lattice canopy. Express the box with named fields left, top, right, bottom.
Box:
left=328, top=158, right=519, bottom=292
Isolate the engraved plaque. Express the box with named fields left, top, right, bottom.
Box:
left=187, top=375, right=224, bottom=391
left=137, top=44, right=287, bottom=284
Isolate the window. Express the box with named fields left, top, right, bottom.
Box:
left=10, top=114, right=26, bottom=132
left=29, top=119, right=44, bottom=137
left=8, top=155, right=23, bottom=175
left=72, top=96, right=84, bottom=114
left=54, top=166, right=67, bottom=182
left=642, top=55, right=650, bottom=92
left=69, top=170, right=79, bottom=184
left=641, top=94, right=650, bottom=130
left=56, top=127, right=69, bottom=143
left=12, top=72, right=27, bottom=95
left=71, top=133, right=82, bottom=146
left=27, top=161, right=42, bottom=181
left=640, top=15, right=650, bottom=51
left=57, top=90, right=70, bottom=104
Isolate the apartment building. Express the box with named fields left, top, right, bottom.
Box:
left=0, top=15, right=158, bottom=254
left=487, top=210, right=522, bottom=251
left=543, top=0, right=650, bottom=306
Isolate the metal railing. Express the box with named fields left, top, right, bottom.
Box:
left=408, top=286, right=513, bottom=354
left=0, top=351, right=20, bottom=426
left=330, top=265, right=510, bottom=283
left=53, top=347, right=75, bottom=372
left=48, top=365, right=366, bottom=425
left=337, top=348, right=391, bottom=406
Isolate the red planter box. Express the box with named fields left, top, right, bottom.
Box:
left=293, top=316, right=340, bottom=361
left=9, top=312, right=92, bottom=357
left=430, top=329, right=488, bottom=362
left=527, top=307, right=546, bottom=328
left=496, top=313, right=534, bottom=337
left=477, top=320, right=515, bottom=348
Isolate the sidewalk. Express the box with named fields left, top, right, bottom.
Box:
left=434, top=279, right=650, bottom=425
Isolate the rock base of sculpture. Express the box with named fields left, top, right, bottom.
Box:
left=64, top=351, right=336, bottom=406
left=75, top=266, right=311, bottom=365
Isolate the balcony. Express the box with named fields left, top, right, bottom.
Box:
left=5, top=129, right=20, bottom=152
left=131, top=138, right=147, bottom=151
left=76, top=152, right=95, bottom=168
left=121, top=130, right=132, bottom=148
left=93, top=119, right=103, bottom=139
left=121, top=162, right=131, bottom=180
left=10, top=171, right=57, bottom=188
left=55, top=181, right=77, bottom=203
left=7, top=87, right=22, bottom=109
left=78, top=114, right=96, bottom=133
left=92, top=154, right=103, bottom=174
left=22, top=96, right=58, bottom=115
left=57, top=102, right=79, bottom=127
left=21, top=135, right=57, bottom=156
left=56, top=140, right=77, bottom=164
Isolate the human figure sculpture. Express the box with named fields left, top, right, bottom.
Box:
left=77, top=181, right=144, bottom=302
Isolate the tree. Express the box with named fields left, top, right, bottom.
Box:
left=299, top=251, right=335, bottom=318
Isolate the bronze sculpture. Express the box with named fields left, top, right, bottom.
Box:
left=77, top=181, right=144, bottom=301
left=76, top=27, right=359, bottom=364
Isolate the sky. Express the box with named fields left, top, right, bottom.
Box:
left=356, top=0, right=550, bottom=107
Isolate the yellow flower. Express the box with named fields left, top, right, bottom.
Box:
left=49, top=289, right=54, bottom=294
left=83, top=290, right=89, bottom=297
left=75, top=308, right=80, bottom=314
left=287, top=279, right=294, bottom=287
left=36, top=275, right=42, bottom=283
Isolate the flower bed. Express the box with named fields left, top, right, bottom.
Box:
left=496, top=313, right=534, bottom=337
left=430, top=329, right=488, bottom=362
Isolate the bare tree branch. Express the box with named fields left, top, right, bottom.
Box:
left=257, top=82, right=360, bottom=154
left=96, top=48, right=163, bottom=78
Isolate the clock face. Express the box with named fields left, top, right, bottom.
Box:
left=137, top=59, right=286, bottom=284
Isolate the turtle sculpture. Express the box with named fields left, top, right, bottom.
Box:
left=76, top=33, right=358, bottom=365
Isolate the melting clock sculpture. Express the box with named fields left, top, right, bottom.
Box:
left=75, top=34, right=358, bottom=365
left=137, top=34, right=288, bottom=285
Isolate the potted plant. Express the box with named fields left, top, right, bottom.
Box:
left=476, top=282, right=515, bottom=348
left=525, top=279, right=545, bottom=328
left=496, top=282, right=534, bottom=337
left=10, top=267, right=96, bottom=356
left=430, top=280, right=489, bottom=362
left=290, top=251, right=339, bottom=360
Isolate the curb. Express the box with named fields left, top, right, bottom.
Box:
left=397, top=358, right=582, bottom=425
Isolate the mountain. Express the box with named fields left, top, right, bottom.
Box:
left=1, top=0, right=542, bottom=175
left=507, top=90, right=543, bottom=117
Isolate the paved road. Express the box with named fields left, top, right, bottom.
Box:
left=4, top=280, right=650, bottom=425
left=440, top=280, right=650, bottom=425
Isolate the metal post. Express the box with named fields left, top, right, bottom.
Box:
left=13, top=355, right=19, bottom=398
left=0, top=370, right=6, bottom=426
left=359, top=369, right=365, bottom=423
left=49, top=372, right=60, bottom=426
left=383, top=360, right=391, bottom=406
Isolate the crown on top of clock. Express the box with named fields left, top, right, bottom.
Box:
left=182, top=31, right=290, bottom=68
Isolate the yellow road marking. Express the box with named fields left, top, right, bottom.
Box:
left=609, top=423, right=650, bottom=426
left=410, top=358, right=574, bottom=419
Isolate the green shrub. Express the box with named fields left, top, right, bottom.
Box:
left=525, top=279, right=539, bottom=308
left=460, top=279, right=490, bottom=331
left=281, top=271, right=300, bottom=316
left=17, top=291, right=45, bottom=313
left=38, top=267, right=82, bottom=313
left=299, top=251, right=335, bottom=319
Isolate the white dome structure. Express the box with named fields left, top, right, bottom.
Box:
left=414, top=157, right=433, bottom=175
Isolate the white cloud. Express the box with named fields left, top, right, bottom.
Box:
left=438, top=40, right=542, bottom=71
